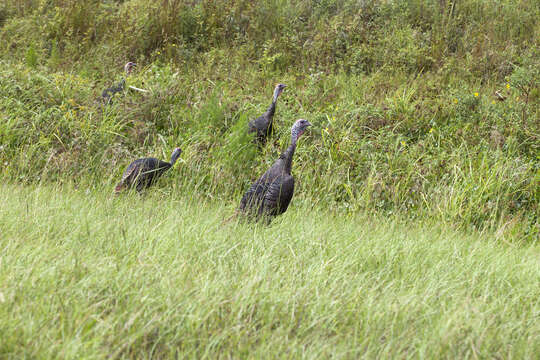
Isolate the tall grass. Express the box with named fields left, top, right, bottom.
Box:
left=0, top=184, right=539, bottom=358
left=0, top=60, right=537, bottom=240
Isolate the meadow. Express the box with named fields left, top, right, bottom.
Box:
left=0, top=0, right=539, bottom=357
left=1, top=184, right=539, bottom=358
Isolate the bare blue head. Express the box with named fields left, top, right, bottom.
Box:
left=291, top=119, right=312, bottom=144
left=124, top=62, right=137, bottom=75
left=170, top=147, right=182, bottom=165
left=273, top=83, right=287, bottom=102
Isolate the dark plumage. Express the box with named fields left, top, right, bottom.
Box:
left=102, top=79, right=125, bottom=104
left=115, top=147, right=182, bottom=193
left=101, top=62, right=136, bottom=105
left=240, top=119, right=312, bottom=221
left=248, top=83, right=286, bottom=145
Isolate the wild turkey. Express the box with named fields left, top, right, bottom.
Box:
left=240, top=119, right=312, bottom=221
left=114, top=147, right=182, bottom=193
left=102, top=62, right=136, bottom=105
left=248, top=83, right=287, bottom=145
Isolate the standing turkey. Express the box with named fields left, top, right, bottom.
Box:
left=248, top=83, right=286, bottom=145
left=114, top=147, right=182, bottom=193
left=240, top=119, right=312, bottom=221
left=101, top=62, right=136, bottom=105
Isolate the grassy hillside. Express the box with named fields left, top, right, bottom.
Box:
left=0, top=0, right=539, bottom=240
left=1, top=184, right=539, bottom=358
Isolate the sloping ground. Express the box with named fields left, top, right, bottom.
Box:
left=0, top=0, right=538, bottom=238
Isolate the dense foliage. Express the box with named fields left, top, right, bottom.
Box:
left=0, top=0, right=538, bottom=240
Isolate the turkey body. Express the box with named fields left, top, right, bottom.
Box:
left=240, top=118, right=311, bottom=221
left=101, top=62, right=136, bottom=105
left=101, top=79, right=125, bottom=105
left=248, top=108, right=275, bottom=145
left=248, top=84, right=286, bottom=145
left=115, top=158, right=171, bottom=192
left=239, top=156, right=295, bottom=219
left=115, top=147, right=182, bottom=193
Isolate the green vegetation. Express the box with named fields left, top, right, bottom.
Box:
left=1, top=184, right=539, bottom=358
left=0, top=0, right=538, bottom=240
left=0, top=1, right=539, bottom=355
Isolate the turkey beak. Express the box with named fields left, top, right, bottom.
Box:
left=306, top=121, right=312, bottom=127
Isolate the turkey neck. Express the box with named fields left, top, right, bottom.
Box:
left=265, top=99, right=277, bottom=119
left=169, top=152, right=181, bottom=166
left=281, top=135, right=297, bottom=175
left=266, top=88, right=282, bottom=118
left=114, top=79, right=126, bottom=92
